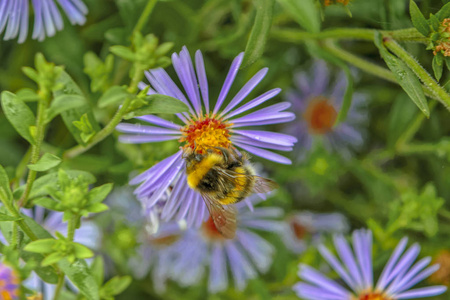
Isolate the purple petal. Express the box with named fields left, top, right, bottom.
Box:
left=136, top=115, right=182, bottom=130
left=232, top=130, right=297, bottom=146
left=116, top=123, right=181, bottom=135
left=231, top=136, right=293, bottom=152
left=333, top=234, right=364, bottom=290
left=319, top=244, right=357, bottom=291
left=224, top=88, right=281, bottom=119
left=234, top=142, right=292, bottom=164
left=213, top=52, right=244, bottom=114
left=209, top=244, right=228, bottom=293
left=293, top=282, right=348, bottom=300
left=195, top=50, right=209, bottom=113
left=298, top=264, right=349, bottom=297
left=395, top=286, right=447, bottom=299
left=130, top=151, right=182, bottom=185
left=225, top=242, right=256, bottom=290
left=219, top=68, right=268, bottom=117
left=118, top=135, right=178, bottom=144
left=376, top=237, right=409, bottom=291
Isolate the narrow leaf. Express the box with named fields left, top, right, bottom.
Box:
left=241, top=0, right=275, bottom=68
left=1, top=91, right=36, bottom=145
left=87, top=183, right=113, bottom=204
left=436, top=2, right=450, bottom=20
left=0, top=213, right=22, bottom=222
left=46, top=95, right=86, bottom=123
left=123, top=95, right=189, bottom=119
left=98, top=86, right=130, bottom=108
left=55, top=71, right=100, bottom=146
left=375, top=32, right=429, bottom=117
left=24, top=239, right=56, bottom=254
left=58, top=259, right=100, bottom=300
left=27, top=153, right=62, bottom=172
left=0, top=165, right=13, bottom=202
left=432, top=54, right=444, bottom=81
left=277, top=0, right=320, bottom=33
left=409, top=0, right=431, bottom=36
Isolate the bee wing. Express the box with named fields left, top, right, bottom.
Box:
left=252, top=176, right=279, bottom=194
left=201, top=193, right=237, bottom=239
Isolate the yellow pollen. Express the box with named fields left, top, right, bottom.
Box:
left=354, top=291, right=391, bottom=300
left=180, top=115, right=232, bottom=154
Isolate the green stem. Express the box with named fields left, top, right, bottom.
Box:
left=11, top=223, right=18, bottom=249
left=395, top=100, right=437, bottom=150
left=271, top=27, right=427, bottom=43
left=133, top=0, right=158, bottom=35
left=19, top=98, right=48, bottom=208
left=12, top=148, right=31, bottom=190
left=322, top=40, right=397, bottom=83
left=53, top=273, right=65, bottom=300
left=63, top=66, right=144, bottom=159
left=322, top=41, right=441, bottom=101
left=383, top=38, right=450, bottom=110
left=67, top=215, right=77, bottom=241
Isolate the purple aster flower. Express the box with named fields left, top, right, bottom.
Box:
left=282, top=211, right=349, bottom=254
left=128, top=221, right=198, bottom=294
left=0, top=0, right=88, bottom=43
left=0, top=262, right=19, bottom=300
left=117, top=46, right=297, bottom=227
left=294, top=229, right=447, bottom=300
left=173, top=201, right=284, bottom=293
left=284, top=61, right=367, bottom=160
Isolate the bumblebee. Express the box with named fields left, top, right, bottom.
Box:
left=184, top=147, right=278, bottom=239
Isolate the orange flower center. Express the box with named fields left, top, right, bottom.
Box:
left=324, top=0, right=350, bottom=6
left=357, top=292, right=389, bottom=300
left=180, top=115, right=231, bottom=154
left=290, top=220, right=310, bottom=240
left=429, top=250, right=450, bottom=286
left=303, top=96, right=337, bottom=135
left=201, top=217, right=226, bottom=241
left=150, top=235, right=181, bottom=247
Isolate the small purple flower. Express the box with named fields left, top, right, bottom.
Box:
left=117, top=46, right=297, bottom=227
left=177, top=201, right=284, bottom=293
left=284, top=61, right=367, bottom=160
left=294, top=229, right=447, bottom=300
left=0, top=262, right=19, bottom=299
left=128, top=221, right=200, bottom=293
left=0, top=0, right=88, bottom=43
left=282, top=211, right=349, bottom=254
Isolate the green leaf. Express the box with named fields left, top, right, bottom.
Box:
left=436, top=2, right=450, bottom=20
left=375, top=32, right=429, bottom=117
left=241, top=0, right=275, bottom=68
left=101, top=276, right=132, bottom=296
left=13, top=170, right=96, bottom=201
left=42, top=252, right=65, bottom=266
left=123, top=94, right=189, bottom=119
left=0, top=213, right=22, bottom=222
left=54, top=71, right=100, bottom=146
left=86, top=203, right=109, bottom=213
left=24, top=239, right=56, bottom=254
left=1, top=91, right=36, bottom=145
left=72, top=113, right=96, bottom=143
left=46, top=95, right=86, bottom=123
left=98, top=86, right=130, bottom=108
left=277, top=0, right=320, bottom=33
left=88, top=183, right=113, bottom=204
left=0, top=165, right=13, bottom=202
left=387, top=94, right=418, bottom=149
left=73, top=243, right=94, bottom=259
left=27, top=153, right=62, bottom=172
left=429, top=14, right=441, bottom=31
left=90, top=256, right=104, bottom=286
left=58, top=259, right=100, bottom=300
left=432, top=53, right=444, bottom=81
left=16, top=88, right=40, bottom=102
left=409, top=0, right=431, bottom=36
left=109, top=45, right=135, bottom=61
left=33, top=197, right=61, bottom=211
